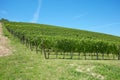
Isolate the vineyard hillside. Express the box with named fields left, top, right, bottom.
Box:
left=0, top=21, right=120, bottom=80
left=3, top=21, right=120, bottom=60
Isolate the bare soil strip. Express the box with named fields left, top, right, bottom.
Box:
left=0, top=23, right=11, bottom=57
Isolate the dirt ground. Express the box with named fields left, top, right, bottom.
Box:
left=0, top=23, right=11, bottom=56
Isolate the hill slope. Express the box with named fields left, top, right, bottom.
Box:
left=3, top=21, right=120, bottom=60
left=0, top=25, right=120, bottom=80
left=5, top=22, right=120, bottom=42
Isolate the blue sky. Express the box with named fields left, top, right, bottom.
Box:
left=0, top=0, right=120, bottom=36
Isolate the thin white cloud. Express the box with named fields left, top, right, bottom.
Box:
left=31, top=0, right=42, bottom=23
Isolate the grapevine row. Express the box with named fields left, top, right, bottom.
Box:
left=3, top=21, right=120, bottom=60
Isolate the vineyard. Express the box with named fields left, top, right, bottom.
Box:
left=3, top=21, right=120, bottom=60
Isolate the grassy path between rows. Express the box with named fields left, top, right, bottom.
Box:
left=0, top=24, right=120, bottom=80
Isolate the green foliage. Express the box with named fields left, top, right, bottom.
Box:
left=56, top=38, right=76, bottom=52
left=1, top=20, right=120, bottom=80
left=3, top=21, right=120, bottom=59
left=0, top=18, right=9, bottom=22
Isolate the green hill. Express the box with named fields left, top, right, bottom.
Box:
left=5, top=21, right=120, bottom=42
left=3, top=21, right=120, bottom=60
left=0, top=21, right=120, bottom=80
left=4, top=22, right=120, bottom=59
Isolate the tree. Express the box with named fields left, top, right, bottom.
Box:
left=0, top=18, right=9, bottom=22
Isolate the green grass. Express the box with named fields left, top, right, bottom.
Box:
left=0, top=25, right=120, bottom=80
